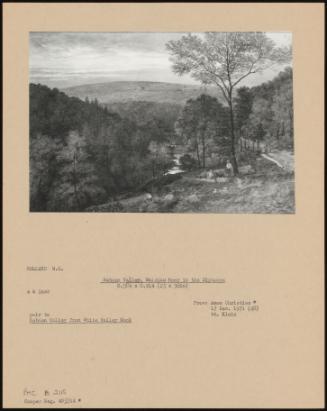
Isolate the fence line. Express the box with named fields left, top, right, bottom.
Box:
left=239, top=137, right=269, bottom=154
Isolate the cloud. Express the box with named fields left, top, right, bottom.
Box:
left=30, top=32, right=292, bottom=88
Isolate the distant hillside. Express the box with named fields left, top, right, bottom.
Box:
left=62, top=81, right=221, bottom=105
left=104, top=101, right=182, bottom=126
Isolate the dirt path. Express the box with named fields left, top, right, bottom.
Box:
left=261, top=153, right=284, bottom=169
left=263, top=150, right=294, bottom=172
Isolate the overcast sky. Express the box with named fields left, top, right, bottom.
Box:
left=30, top=32, right=292, bottom=89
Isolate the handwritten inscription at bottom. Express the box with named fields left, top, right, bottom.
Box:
left=23, top=387, right=81, bottom=406
left=29, top=313, right=132, bottom=324
left=193, top=299, right=260, bottom=317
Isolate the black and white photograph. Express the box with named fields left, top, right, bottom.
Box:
left=29, top=32, right=294, bottom=213
left=5, top=3, right=325, bottom=409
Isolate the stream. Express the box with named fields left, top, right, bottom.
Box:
left=166, top=153, right=183, bottom=175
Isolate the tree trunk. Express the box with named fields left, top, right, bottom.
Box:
left=201, top=131, right=206, bottom=168
left=152, top=160, right=155, bottom=178
left=276, top=124, right=280, bottom=140
left=195, top=140, right=201, bottom=168
left=73, top=151, right=80, bottom=210
left=228, top=98, right=239, bottom=175
left=289, top=110, right=293, bottom=138
left=73, top=151, right=77, bottom=197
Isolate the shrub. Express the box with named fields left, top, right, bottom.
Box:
left=179, top=154, right=198, bottom=171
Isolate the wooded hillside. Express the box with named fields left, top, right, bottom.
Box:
left=30, top=67, right=293, bottom=212
left=30, top=84, right=174, bottom=211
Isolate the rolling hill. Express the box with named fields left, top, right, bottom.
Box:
left=62, top=81, right=222, bottom=105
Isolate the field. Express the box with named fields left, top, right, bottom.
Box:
left=63, top=81, right=220, bottom=105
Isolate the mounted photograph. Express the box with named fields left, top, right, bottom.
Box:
left=29, top=32, right=294, bottom=213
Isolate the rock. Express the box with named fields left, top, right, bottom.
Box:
left=156, top=194, right=179, bottom=212
left=187, top=194, right=200, bottom=203
left=144, top=193, right=152, bottom=201
left=163, top=193, right=174, bottom=202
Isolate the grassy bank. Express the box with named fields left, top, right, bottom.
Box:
left=86, top=151, right=295, bottom=214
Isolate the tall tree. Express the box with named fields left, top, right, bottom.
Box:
left=234, top=86, right=253, bottom=135
left=47, top=131, right=106, bottom=211
left=166, top=32, right=291, bottom=174
left=176, top=94, right=228, bottom=168
left=247, top=97, right=274, bottom=138
left=271, top=81, right=293, bottom=142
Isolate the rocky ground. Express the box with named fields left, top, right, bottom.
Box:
left=86, top=150, right=295, bottom=214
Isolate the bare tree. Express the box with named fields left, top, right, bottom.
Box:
left=166, top=32, right=291, bottom=174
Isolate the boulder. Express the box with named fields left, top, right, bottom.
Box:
left=144, top=193, right=152, bottom=201
left=186, top=194, right=200, bottom=203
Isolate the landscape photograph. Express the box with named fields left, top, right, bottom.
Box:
left=29, top=32, right=294, bottom=213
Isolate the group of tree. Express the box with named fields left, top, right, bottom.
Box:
left=104, top=101, right=181, bottom=129
left=174, top=66, right=293, bottom=170
left=234, top=67, right=293, bottom=146
left=30, top=84, right=174, bottom=212
left=175, top=94, right=230, bottom=168
left=166, top=32, right=292, bottom=173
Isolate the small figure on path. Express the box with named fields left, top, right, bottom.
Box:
left=226, top=159, right=234, bottom=177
